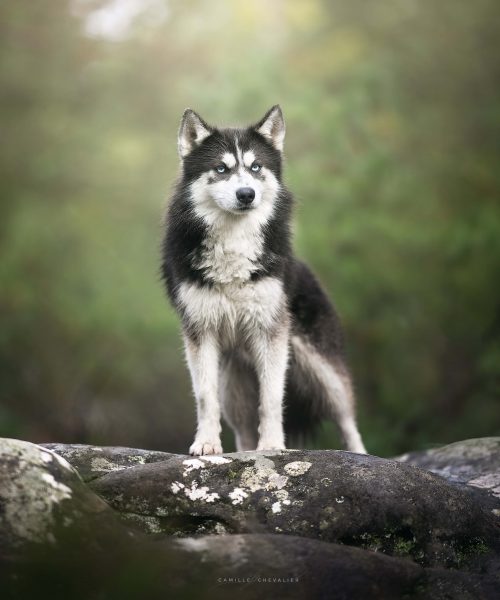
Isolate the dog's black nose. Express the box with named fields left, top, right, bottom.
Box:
left=236, top=187, right=255, bottom=205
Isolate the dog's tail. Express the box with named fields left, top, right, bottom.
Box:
left=283, top=347, right=325, bottom=445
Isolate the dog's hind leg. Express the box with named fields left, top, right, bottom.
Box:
left=220, top=352, right=259, bottom=452
left=291, top=335, right=367, bottom=454
left=330, top=373, right=367, bottom=454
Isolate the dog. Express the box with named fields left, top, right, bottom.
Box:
left=162, top=105, right=366, bottom=456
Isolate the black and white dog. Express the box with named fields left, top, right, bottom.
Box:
left=162, top=106, right=366, bottom=456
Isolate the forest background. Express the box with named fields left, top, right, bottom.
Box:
left=1, top=0, right=499, bottom=456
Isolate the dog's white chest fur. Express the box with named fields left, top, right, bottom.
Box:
left=179, top=278, right=285, bottom=345
left=194, top=212, right=265, bottom=285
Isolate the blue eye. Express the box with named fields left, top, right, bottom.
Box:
left=251, top=163, right=261, bottom=172
left=216, top=165, right=226, bottom=173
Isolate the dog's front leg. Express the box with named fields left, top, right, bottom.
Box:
left=184, top=333, right=223, bottom=455
left=251, top=327, right=290, bottom=451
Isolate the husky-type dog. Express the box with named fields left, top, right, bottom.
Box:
left=162, top=106, right=366, bottom=456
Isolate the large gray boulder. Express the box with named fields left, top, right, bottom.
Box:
left=87, top=448, right=499, bottom=568
left=175, top=533, right=500, bottom=600
left=4, top=531, right=497, bottom=600
left=397, top=437, right=500, bottom=500
left=0, top=438, right=117, bottom=549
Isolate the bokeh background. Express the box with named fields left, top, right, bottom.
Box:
left=1, top=0, right=499, bottom=457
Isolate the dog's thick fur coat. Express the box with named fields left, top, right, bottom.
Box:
left=162, top=106, right=366, bottom=455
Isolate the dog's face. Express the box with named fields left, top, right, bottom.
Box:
left=178, top=106, right=285, bottom=216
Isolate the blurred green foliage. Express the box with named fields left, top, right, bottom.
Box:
left=1, top=0, right=499, bottom=455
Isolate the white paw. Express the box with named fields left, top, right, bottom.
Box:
left=189, top=440, right=223, bottom=456
left=256, top=440, right=286, bottom=452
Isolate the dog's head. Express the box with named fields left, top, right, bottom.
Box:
left=177, top=106, right=285, bottom=217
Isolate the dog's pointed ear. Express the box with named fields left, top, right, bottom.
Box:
left=254, top=105, right=285, bottom=151
left=178, top=109, right=213, bottom=158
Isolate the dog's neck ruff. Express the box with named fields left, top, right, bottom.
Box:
left=189, top=180, right=279, bottom=286
left=192, top=211, right=265, bottom=285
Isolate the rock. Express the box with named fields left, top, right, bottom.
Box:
left=2, top=530, right=498, bottom=600
left=86, top=449, right=500, bottom=568
left=1, top=438, right=500, bottom=599
left=42, top=443, right=178, bottom=483
left=397, top=438, right=500, bottom=499
left=0, top=438, right=129, bottom=551
left=172, top=533, right=498, bottom=600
